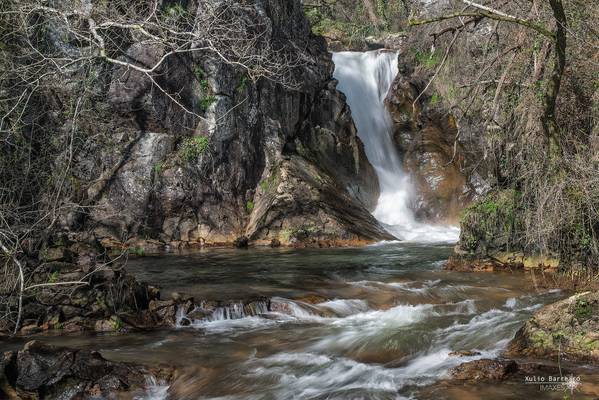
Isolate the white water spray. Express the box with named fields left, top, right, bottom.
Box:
left=332, top=50, right=459, bottom=242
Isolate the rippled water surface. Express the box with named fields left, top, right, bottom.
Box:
left=8, top=243, right=599, bottom=399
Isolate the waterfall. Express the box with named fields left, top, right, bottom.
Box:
left=332, top=50, right=459, bottom=242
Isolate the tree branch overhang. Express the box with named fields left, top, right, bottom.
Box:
left=409, top=12, right=555, bottom=40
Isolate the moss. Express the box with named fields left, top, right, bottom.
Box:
left=153, top=162, right=163, bottom=174
left=164, top=4, right=186, bottom=19
left=237, top=75, right=249, bottom=92
left=246, top=200, right=254, bottom=213
left=574, top=298, right=593, bottom=323
left=280, top=225, right=320, bottom=242
left=111, top=316, right=123, bottom=331
left=179, top=136, right=209, bottom=162
left=459, top=190, right=521, bottom=253
left=48, top=271, right=58, bottom=284
left=199, top=95, right=217, bottom=112
left=280, top=228, right=293, bottom=242
left=129, top=247, right=145, bottom=257
left=415, top=50, right=441, bottom=69
left=530, top=330, right=553, bottom=349
left=304, top=7, right=377, bottom=42
left=259, top=172, right=279, bottom=193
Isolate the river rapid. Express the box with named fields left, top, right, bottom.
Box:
left=4, top=242, right=584, bottom=399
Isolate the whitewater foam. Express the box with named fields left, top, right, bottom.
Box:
left=332, top=50, right=459, bottom=243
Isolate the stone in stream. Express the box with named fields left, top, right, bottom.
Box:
left=449, top=359, right=519, bottom=381
left=506, top=291, right=599, bottom=364
left=448, top=350, right=482, bottom=358
left=0, top=341, right=174, bottom=399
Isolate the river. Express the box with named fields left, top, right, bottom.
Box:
left=4, top=242, right=586, bottom=399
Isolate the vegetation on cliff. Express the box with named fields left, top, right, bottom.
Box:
left=406, top=0, right=598, bottom=277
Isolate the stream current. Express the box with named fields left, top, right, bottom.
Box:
left=4, top=244, right=584, bottom=399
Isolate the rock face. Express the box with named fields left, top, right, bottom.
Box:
left=385, top=58, right=474, bottom=223
left=507, top=291, right=599, bottom=363
left=449, top=359, right=518, bottom=381
left=0, top=341, right=172, bottom=399
left=47, top=0, right=392, bottom=249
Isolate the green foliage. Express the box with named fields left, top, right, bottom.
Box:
left=200, top=96, right=217, bottom=112
left=164, top=4, right=186, bottom=18
left=460, top=190, right=521, bottom=253
left=194, top=66, right=206, bottom=81
left=246, top=200, right=254, bottom=213
left=129, top=247, right=145, bottom=257
left=153, top=162, right=163, bottom=174
left=48, top=271, right=58, bottom=284
left=304, top=7, right=376, bottom=42
left=111, top=317, right=123, bottom=331
left=415, top=50, right=440, bottom=69
left=574, top=298, right=593, bottom=323
left=237, top=75, right=249, bottom=92
left=429, top=93, right=440, bottom=106
left=259, top=172, right=279, bottom=193
left=200, top=79, right=209, bottom=92
left=180, top=136, right=209, bottom=162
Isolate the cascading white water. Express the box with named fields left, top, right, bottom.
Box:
left=332, top=50, right=460, bottom=242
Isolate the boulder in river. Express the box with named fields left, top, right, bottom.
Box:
left=507, top=291, right=599, bottom=363
left=0, top=341, right=173, bottom=399
left=449, top=359, right=518, bottom=381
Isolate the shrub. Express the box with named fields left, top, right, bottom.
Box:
left=200, top=96, right=217, bottom=112
left=180, top=136, right=209, bottom=162
left=574, top=298, right=593, bottom=323
left=415, top=50, right=440, bottom=69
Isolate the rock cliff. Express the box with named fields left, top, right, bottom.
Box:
left=49, top=0, right=393, bottom=249
left=385, top=56, right=475, bottom=223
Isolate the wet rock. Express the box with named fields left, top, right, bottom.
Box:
left=0, top=341, right=173, bottom=399
left=61, top=317, right=89, bottom=333
left=385, top=58, right=474, bottom=223
left=293, top=294, right=328, bottom=304
left=445, top=253, right=524, bottom=272
left=149, top=300, right=178, bottom=326
left=448, top=350, right=482, bottom=357
left=507, top=291, right=599, bottom=363
left=42, top=246, right=73, bottom=262
left=234, top=236, right=249, bottom=248
left=449, top=359, right=518, bottom=381
left=94, top=317, right=122, bottom=333
left=19, top=324, right=42, bottom=335
left=171, top=292, right=182, bottom=302
left=186, top=308, right=212, bottom=321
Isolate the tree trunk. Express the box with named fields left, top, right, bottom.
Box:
left=542, top=0, right=567, bottom=155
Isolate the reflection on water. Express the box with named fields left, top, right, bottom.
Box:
left=4, top=243, right=598, bottom=399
